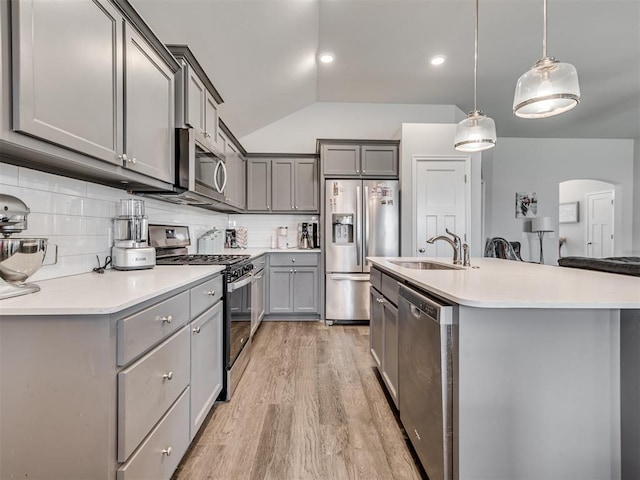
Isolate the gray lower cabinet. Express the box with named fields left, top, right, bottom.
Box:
left=320, top=141, right=399, bottom=178
left=190, top=300, right=223, bottom=439
left=10, top=0, right=178, bottom=184
left=0, top=273, right=223, bottom=480
left=369, top=268, right=399, bottom=408
left=267, top=253, right=320, bottom=315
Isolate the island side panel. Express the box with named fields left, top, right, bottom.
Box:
left=457, top=307, right=620, bottom=480
left=621, top=309, right=640, bottom=479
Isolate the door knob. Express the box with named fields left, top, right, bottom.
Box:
left=418, top=248, right=425, bottom=253
left=586, top=241, right=593, bottom=245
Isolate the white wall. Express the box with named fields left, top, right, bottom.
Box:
left=0, top=164, right=228, bottom=281
left=240, top=102, right=462, bottom=153
left=486, top=138, right=635, bottom=264
left=559, top=179, right=617, bottom=257
left=399, top=123, right=483, bottom=257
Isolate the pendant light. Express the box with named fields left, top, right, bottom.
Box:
left=454, top=0, right=496, bottom=152
left=513, top=0, right=580, bottom=118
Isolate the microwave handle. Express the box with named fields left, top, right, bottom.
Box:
left=219, top=160, right=228, bottom=193
left=213, top=161, right=221, bottom=193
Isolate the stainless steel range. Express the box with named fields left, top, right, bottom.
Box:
left=149, top=224, right=254, bottom=400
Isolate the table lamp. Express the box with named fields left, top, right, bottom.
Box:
left=532, top=216, right=554, bottom=264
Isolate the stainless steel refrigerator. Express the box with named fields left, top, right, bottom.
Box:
left=325, top=179, right=400, bottom=321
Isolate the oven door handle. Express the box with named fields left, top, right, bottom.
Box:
left=227, top=273, right=253, bottom=292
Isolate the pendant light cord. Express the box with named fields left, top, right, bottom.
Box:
left=542, top=0, right=547, bottom=58
left=473, top=0, right=478, bottom=112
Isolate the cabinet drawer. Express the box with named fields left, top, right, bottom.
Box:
left=381, top=273, right=399, bottom=306
left=269, top=253, right=318, bottom=267
left=370, top=268, right=382, bottom=291
left=190, top=275, right=223, bottom=318
left=118, top=327, right=190, bottom=462
left=117, top=291, right=190, bottom=366
left=117, top=387, right=190, bottom=480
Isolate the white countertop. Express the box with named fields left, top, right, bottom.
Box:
left=368, top=257, right=640, bottom=309
left=0, top=265, right=225, bottom=316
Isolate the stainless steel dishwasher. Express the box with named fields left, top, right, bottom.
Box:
left=398, top=284, right=457, bottom=480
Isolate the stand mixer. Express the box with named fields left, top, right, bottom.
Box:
left=0, top=194, right=55, bottom=300
left=111, top=199, right=155, bottom=270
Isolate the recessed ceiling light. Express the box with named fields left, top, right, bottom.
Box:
left=430, top=55, right=446, bottom=66
left=319, top=53, right=335, bottom=64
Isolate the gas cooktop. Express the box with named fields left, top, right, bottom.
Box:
left=156, top=254, right=250, bottom=266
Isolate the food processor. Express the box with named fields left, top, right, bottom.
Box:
left=0, top=194, right=56, bottom=299
left=111, top=199, right=155, bottom=270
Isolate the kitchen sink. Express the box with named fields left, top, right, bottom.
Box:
left=389, top=260, right=461, bottom=270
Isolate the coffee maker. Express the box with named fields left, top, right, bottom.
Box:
left=298, top=222, right=320, bottom=249
left=111, top=199, right=155, bottom=270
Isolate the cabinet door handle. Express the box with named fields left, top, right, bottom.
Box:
left=293, top=269, right=297, bottom=273
left=162, top=447, right=172, bottom=456
left=290, top=269, right=293, bottom=273
left=163, top=371, right=174, bottom=381
left=193, top=326, right=201, bottom=334
left=291, top=258, right=296, bottom=262
left=267, top=205, right=270, bottom=210
left=118, top=153, right=128, bottom=161
left=160, top=315, right=173, bottom=324
left=207, top=290, right=216, bottom=296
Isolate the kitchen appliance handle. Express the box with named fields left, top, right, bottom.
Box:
left=213, top=161, right=221, bottom=192
left=356, top=185, right=361, bottom=266
left=219, top=160, right=228, bottom=193
left=330, top=275, right=370, bottom=281
left=364, top=186, right=370, bottom=259
left=227, top=273, right=253, bottom=292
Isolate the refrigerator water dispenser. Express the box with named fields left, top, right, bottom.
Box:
left=332, top=214, right=354, bottom=244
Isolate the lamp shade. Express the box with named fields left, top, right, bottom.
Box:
left=531, top=216, right=554, bottom=232
left=454, top=111, right=496, bottom=152
left=513, top=57, right=580, bottom=118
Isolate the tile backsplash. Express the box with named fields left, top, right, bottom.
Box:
left=1, top=164, right=228, bottom=281
left=2, top=163, right=320, bottom=281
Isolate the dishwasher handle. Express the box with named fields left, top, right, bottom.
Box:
left=399, top=284, right=454, bottom=325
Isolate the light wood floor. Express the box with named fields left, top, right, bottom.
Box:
left=173, top=321, right=425, bottom=480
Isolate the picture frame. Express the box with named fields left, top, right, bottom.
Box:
left=559, top=201, right=579, bottom=223
left=515, top=192, right=538, bottom=218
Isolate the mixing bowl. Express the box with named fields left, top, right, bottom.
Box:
left=0, top=238, right=49, bottom=283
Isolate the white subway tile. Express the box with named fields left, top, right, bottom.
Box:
left=0, top=163, right=19, bottom=186
left=82, top=197, right=115, bottom=218
left=86, top=182, right=127, bottom=201
left=19, top=168, right=87, bottom=196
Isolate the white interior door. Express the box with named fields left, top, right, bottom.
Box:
left=585, top=190, right=614, bottom=258
left=415, top=160, right=467, bottom=257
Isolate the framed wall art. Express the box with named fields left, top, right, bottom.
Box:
left=515, top=192, right=538, bottom=218
left=559, top=201, right=579, bottom=223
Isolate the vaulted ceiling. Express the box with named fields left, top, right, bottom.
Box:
left=132, top=0, right=640, bottom=141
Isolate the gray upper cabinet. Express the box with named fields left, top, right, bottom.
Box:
left=271, top=159, right=295, bottom=212
left=361, top=145, right=398, bottom=177
left=124, top=24, right=174, bottom=183
left=168, top=45, right=223, bottom=153
left=249, top=156, right=318, bottom=213
left=11, top=0, right=179, bottom=184
left=294, top=159, right=319, bottom=211
left=321, top=144, right=360, bottom=176
left=11, top=0, right=123, bottom=165
left=321, top=141, right=399, bottom=178
left=247, top=158, right=272, bottom=211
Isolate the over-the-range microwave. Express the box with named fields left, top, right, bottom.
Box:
left=138, top=128, right=230, bottom=209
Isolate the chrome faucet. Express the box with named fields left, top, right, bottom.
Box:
left=426, top=228, right=470, bottom=266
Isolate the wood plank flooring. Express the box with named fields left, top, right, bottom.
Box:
left=173, top=321, right=424, bottom=480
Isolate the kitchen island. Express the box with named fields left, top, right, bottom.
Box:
left=368, top=257, right=640, bottom=480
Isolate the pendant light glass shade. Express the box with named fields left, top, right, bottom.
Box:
left=513, top=0, right=580, bottom=118
left=454, top=0, right=496, bottom=152
left=454, top=110, right=496, bottom=152
left=513, top=57, right=580, bottom=118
